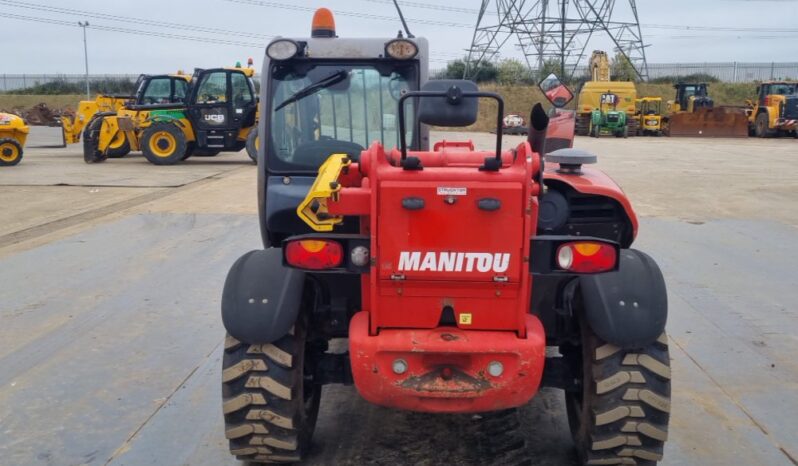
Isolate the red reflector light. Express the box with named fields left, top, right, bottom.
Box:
left=556, top=241, right=616, bottom=273
left=285, top=239, right=343, bottom=270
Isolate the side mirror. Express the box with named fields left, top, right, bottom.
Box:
left=417, top=80, right=479, bottom=126
left=538, top=73, right=574, bottom=108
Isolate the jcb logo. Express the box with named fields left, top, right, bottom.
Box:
left=204, top=114, right=225, bottom=123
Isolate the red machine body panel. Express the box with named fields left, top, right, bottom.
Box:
left=376, top=180, right=525, bottom=283
left=326, top=139, right=550, bottom=410
left=544, top=164, right=639, bottom=239
left=349, top=311, right=546, bottom=413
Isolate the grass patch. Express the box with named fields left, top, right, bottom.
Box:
left=0, top=94, right=84, bottom=112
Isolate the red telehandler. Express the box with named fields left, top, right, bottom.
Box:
left=220, top=9, right=671, bottom=465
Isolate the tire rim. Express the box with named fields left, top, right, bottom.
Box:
left=109, top=131, right=127, bottom=150
left=0, top=142, right=19, bottom=163
left=149, top=131, right=177, bottom=158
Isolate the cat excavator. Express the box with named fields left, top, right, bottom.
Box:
left=575, top=51, right=637, bottom=136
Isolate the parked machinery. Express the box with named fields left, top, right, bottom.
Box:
left=589, top=92, right=628, bottom=138
left=747, top=81, right=798, bottom=138
left=84, top=65, right=259, bottom=165
left=635, top=97, right=663, bottom=136
left=0, top=112, right=29, bottom=166
left=664, top=83, right=748, bottom=137
left=62, top=72, right=192, bottom=158
left=219, top=9, right=671, bottom=465
left=575, top=51, right=637, bottom=136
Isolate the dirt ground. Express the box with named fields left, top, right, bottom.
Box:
left=0, top=127, right=797, bottom=466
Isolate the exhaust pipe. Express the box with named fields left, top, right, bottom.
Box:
left=527, top=103, right=549, bottom=156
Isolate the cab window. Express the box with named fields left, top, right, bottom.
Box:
left=231, top=72, right=254, bottom=106
left=196, top=71, right=228, bottom=104
left=174, top=79, right=188, bottom=103
left=142, top=78, right=172, bottom=104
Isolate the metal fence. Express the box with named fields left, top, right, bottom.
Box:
left=429, top=61, right=798, bottom=83
left=1, top=74, right=141, bottom=92
left=3, top=62, right=798, bottom=92
left=0, top=73, right=263, bottom=92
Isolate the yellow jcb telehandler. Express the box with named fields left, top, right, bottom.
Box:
left=62, top=72, right=192, bottom=158
left=84, top=65, right=259, bottom=165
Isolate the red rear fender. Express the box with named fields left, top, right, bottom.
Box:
left=544, top=166, right=638, bottom=240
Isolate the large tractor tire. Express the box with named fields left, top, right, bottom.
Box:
left=0, top=138, right=23, bottom=166
left=106, top=131, right=131, bottom=158
left=83, top=117, right=108, bottom=164
left=565, top=320, right=671, bottom=466
left=575, top=114, right=591, bottom=136
left=222, top=316, right=321, bottom=464
left=246, top=127, right=259, bottom=164
left=755, top=112, right=775, bottom=138
left=589, top=121, right=599, bottom=138
left=141, top=123, right=187, bottom=165
left=626, top=117, right=639, bottom=137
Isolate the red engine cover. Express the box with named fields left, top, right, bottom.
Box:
left=360, top=143, right=539, bottom=336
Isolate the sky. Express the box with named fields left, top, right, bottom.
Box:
left=2, top=0, right=798, bottom=74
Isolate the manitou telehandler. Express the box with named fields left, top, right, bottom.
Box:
left=220, top=9, right=671, bottom=465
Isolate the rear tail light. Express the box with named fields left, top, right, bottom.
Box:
left=556, top=241, right=617, bottom=273
left=285, top=239, right=343, bottom=270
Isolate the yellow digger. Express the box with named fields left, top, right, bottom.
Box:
left=85, top=64, right=259, bottom=165
left=0, top=112, right=29, bottom=166
left=575, top=50, right=638, bottom=136
left=62, top=72, right=192, bottom=158
left=664, top=83, right=748, bottom=137
left=635, top=97, right=663, bottom=136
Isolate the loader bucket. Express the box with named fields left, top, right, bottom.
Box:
left=666, top=106, right=749, bottom=138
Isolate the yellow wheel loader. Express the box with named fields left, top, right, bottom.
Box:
left=664, top=83, right=748, bottom=138
left=746, top=81, right=798, bottom=138
left=62, top=72, right=192, bottom=158
left=634, top=97, right=662, bottom=136
left=0, top=112, right=29, bottom=166
left=85, top=66, right=259, bottom=165
left=575, top=50, right=638, bottom=136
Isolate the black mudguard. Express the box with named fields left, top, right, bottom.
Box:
left=579, top=249, right=667, bottom=349
left=221, top=248, right=305, bottom=344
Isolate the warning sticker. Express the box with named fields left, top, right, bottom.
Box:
left=437, top=187, right=467, bottom=196
left=459, top=313, right=472, bottom=325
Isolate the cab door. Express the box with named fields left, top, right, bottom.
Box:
left=188, top=69, right=256, bottom=149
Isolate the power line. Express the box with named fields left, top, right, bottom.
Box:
left=0, top=0, right=274, bottom=40
left=362, top=0, right=480, bottom=14
left=0, top=11, right=456, bottom=63
left=642, top=23, right=798, bottom=33
left=1, top=0, right=466, bottom=58
left=224, top=0, right=473, bottom=28
left=0, top=12, right=265, bottom=48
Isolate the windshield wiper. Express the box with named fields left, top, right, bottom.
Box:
left=275, top=70, right=348, bottom=111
